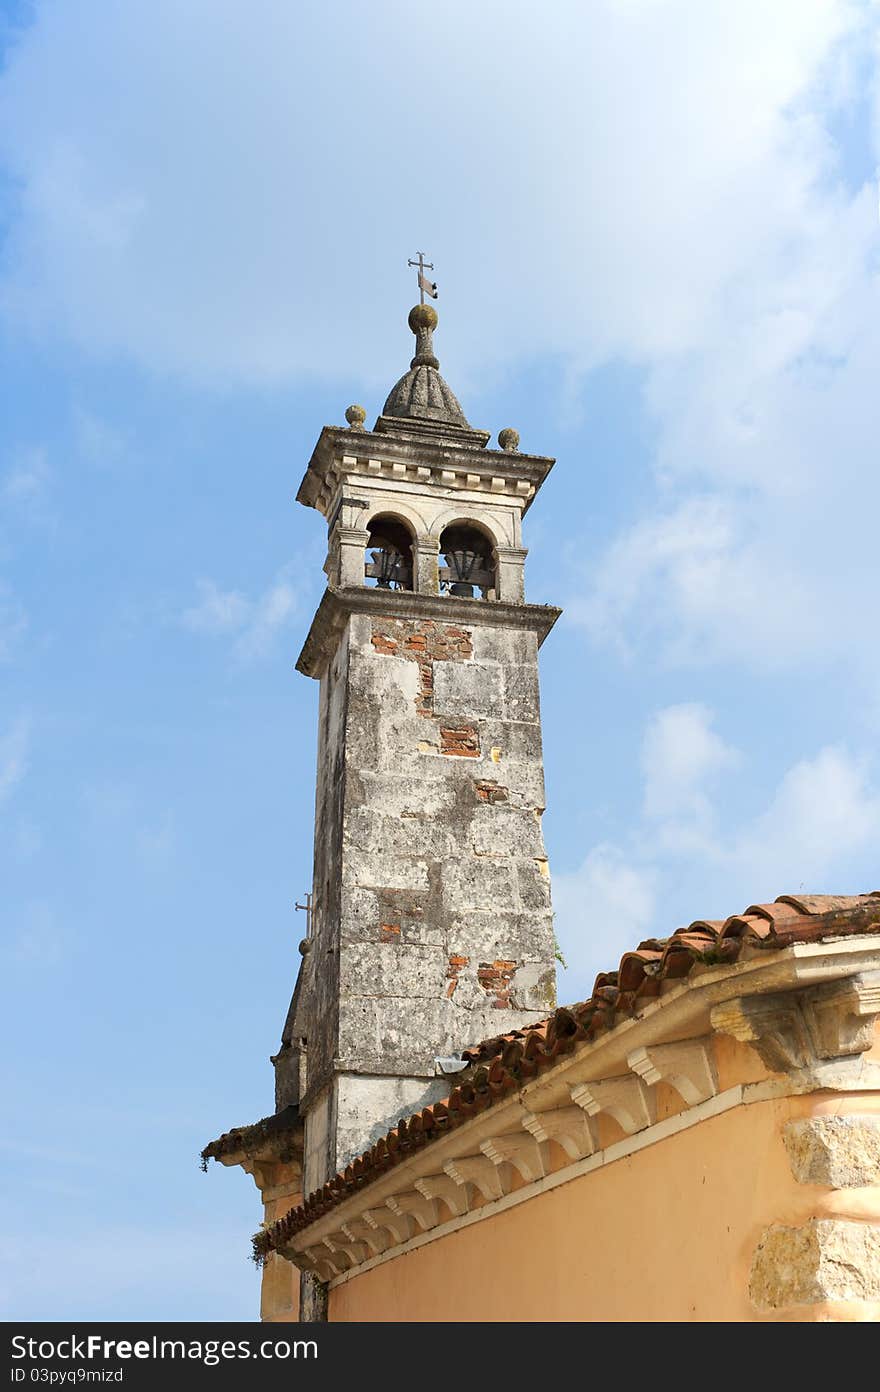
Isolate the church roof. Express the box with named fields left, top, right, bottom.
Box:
left=382, top=362, right=469, bottom=427
left=382, top=348, right=469, bottom=434
left=252, top=891, right=880, bottom=1263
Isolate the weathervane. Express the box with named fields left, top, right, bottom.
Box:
left=408, top=251, right=438, bottom=304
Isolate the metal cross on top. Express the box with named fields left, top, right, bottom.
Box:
left=408, top=251, right=438, bottom=304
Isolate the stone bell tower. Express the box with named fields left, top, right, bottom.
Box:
left=276, top=298, right=560, bottom=1197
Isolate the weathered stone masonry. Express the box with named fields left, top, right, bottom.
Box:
left=286, top=599, right=558, bottom=1184
left=369, top=618, right=473, bottom=718
left=272, top=302, right=561, bottom=1229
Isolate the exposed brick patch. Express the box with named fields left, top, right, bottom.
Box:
left=380, top=923, right=401, bottom=942
left=474, top=779, right=508, bottom=804
left=371, top=620, right=473, bottom=717
left=446, top=954, right=470, bottom=998
left=415, top=662, right=434, bottom=717
left=440, top=723, right=480, bottom=757
left=478, top=959, right=517, bottom=1008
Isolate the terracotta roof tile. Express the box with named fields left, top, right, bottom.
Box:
left=776, top=893, right=873, bottom=916
left=251, top=891, right=880, bottom=1262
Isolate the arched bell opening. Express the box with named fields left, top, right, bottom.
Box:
left=438, top=523, right=496, bottom=600
left=364, top=515, right=414, bottom=591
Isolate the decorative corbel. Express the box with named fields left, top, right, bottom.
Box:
left=480, top=1133, right=546, bottom=1183
left=801, top=973, right=880, bottom=1060
left=710, top=992, right=810, bottom=1073
left=302, top=1246, right=341, bottom=1282
left=340, top=1218, right=388, bottom=1257
left=323, top=1230, right=367, bottom=1265
left=522, top=1106, right=597, bottom=1161
left=570, top=1076, right=655, bottom=1135
left=711, top=975, right=880, bottom=1077
left=274, top=1238, right=312, bottom=1272
left=362, top=1207, right=412, bottom=1245
left=386, top=1190, right=439, bottom=1233
left=238, top=1154, right=302, bottom=1200
left=444, top=1154, right=505, bottom=1202
left=414, top=1173, right=470, bottom=1217
left=627, top=1037, right=718, bottom=1106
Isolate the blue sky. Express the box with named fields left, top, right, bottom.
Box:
left=1, top=0, right=879, bottom=1320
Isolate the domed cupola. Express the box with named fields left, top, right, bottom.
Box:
left=381, top=303, right=470, bottom=428
left=375, top=302, right=490, bottom=448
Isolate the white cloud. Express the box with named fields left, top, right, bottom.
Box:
left=0, top=713, right=29, bottom=806
left=554, top=844, right=656, bottom=995
left=733, top=745, right=880, bottom=894
left=180, top=568, right=297, bottom=661
left=642, top=704, right=737, bottom=818
left=0, top=1, right=862, bottom=384
left=641, top=702, right=739, bottom=848
left=571, top=495, right=823, bottom=668
left=1, top=2, right=877, bottom=697
left=554, top=707, right=880, bottom=999
left=233, top=575, right=298, bottom=662
left=181, top=579, right=250, bottom=635
left=573, top=214, right=880, bottom=678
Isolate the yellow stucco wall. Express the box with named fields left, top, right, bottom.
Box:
left=260, top=1182, right=302, bottom=1322
left=260, top=1251, right=300, bottom=1322
left=328, top=1091, right=880, bottom=1322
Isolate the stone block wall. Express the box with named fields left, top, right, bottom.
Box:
left=295, top=607, right=557, bottom=1177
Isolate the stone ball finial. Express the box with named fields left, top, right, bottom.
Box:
left=498, top=427, right=520, bottom=453
left=408, top=303, right=438, bottom=334
left=345, top=404, right=366, bottom=430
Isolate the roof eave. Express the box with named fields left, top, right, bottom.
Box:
left=270, top=932, right=880, bottom=1263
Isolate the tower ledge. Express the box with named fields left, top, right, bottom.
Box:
left=296, top=585, right=562, bottom=679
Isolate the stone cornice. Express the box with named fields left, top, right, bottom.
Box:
left=296, top=426, right=555, bottom=518
left=295, top=586, right=562, bottom=679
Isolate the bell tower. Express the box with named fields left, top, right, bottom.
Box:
left=276, top=297, right=561, bottom=1198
